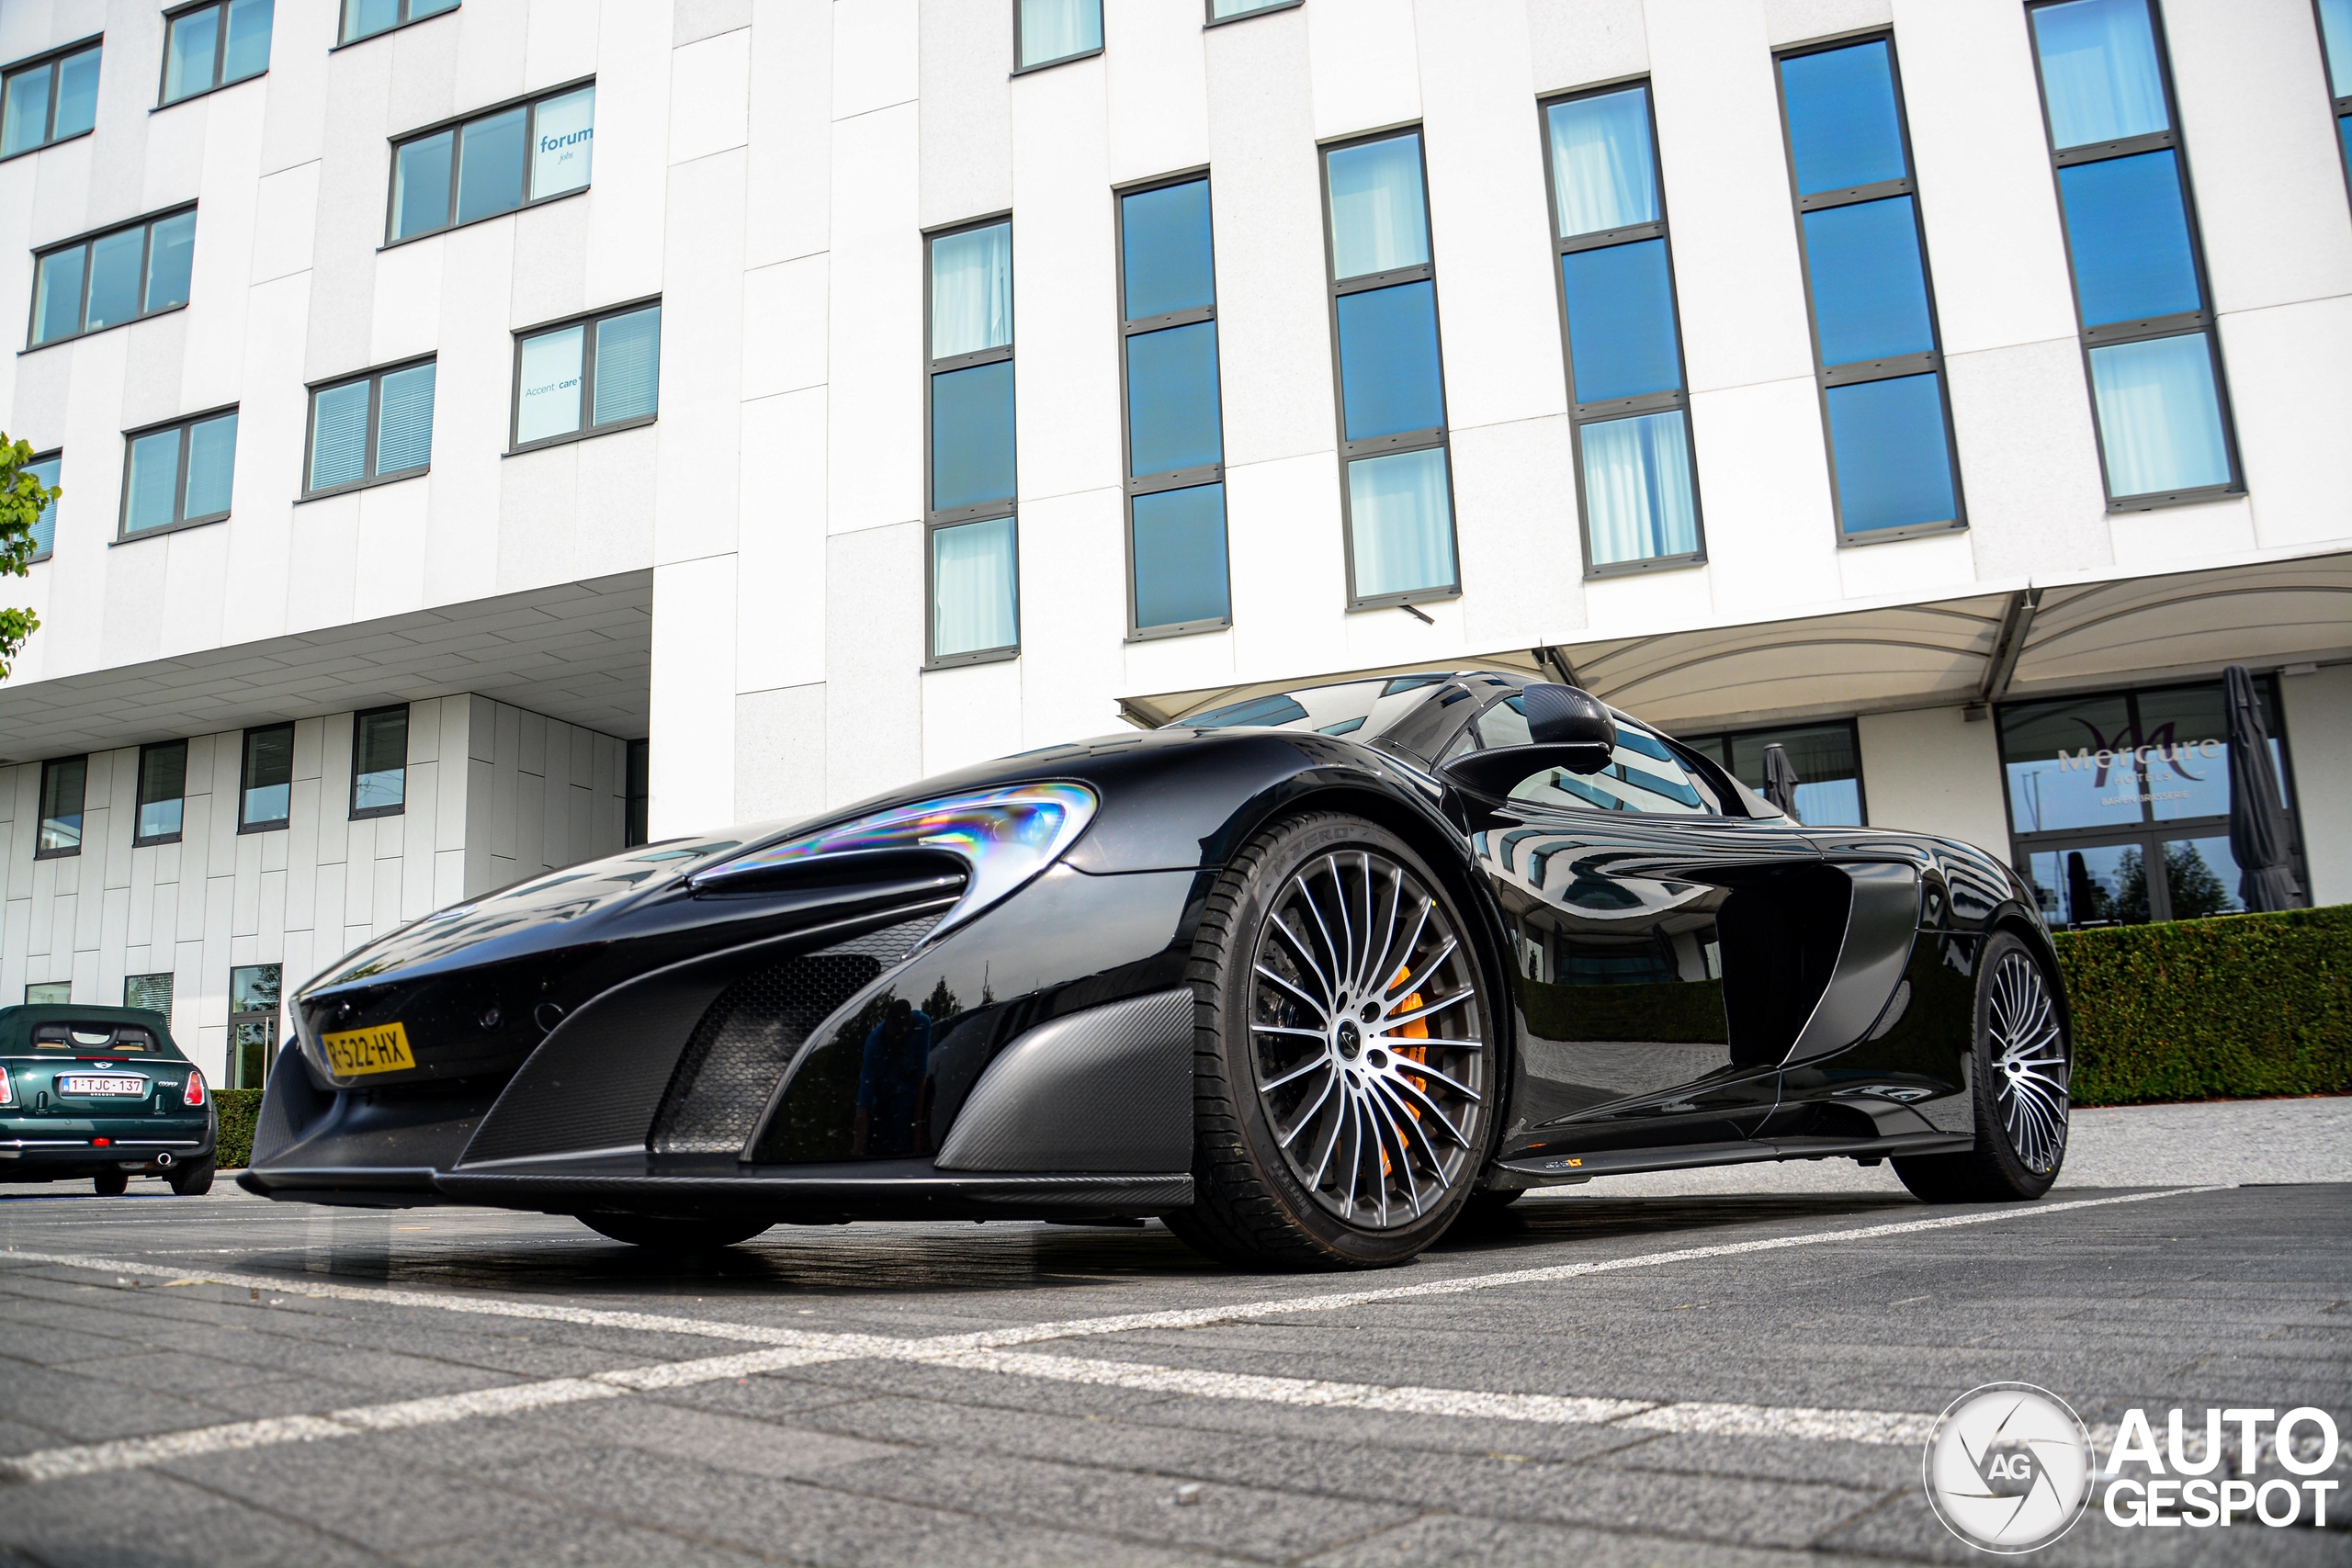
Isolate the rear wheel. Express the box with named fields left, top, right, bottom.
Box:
left=1165, top=813, right=1497, bottom=1270
left=168, top=1159, right=217, bottom=1196
left=93, top=1170, right=130, bottom=1197
left=1894, top=932, right=2070, bottom=1203
left=578, top=1213, right=774, bottom=1251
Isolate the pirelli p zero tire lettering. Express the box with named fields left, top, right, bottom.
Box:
left=1893, top=931, right=2071, bottom=1204
left=1165, top=812, right=1498, bottom=1270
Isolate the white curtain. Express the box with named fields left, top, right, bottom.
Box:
left=1348, top=448, right=1454, bottom=598
left=1326, top=136, right=1430, bottom=280
left=2089, top=333, right=2227, bottom=497
left=2032, top=0, right=2168, bottom=148
left=931, top=222, right=1013, bottom=359
left=1546, top=88, right=1657, bottom=239
left=1019, top=0, right=1101, bottom=68
left=933, top=516, right=1019, bottom=657
left=1582, top=410, right=1697, bottom=566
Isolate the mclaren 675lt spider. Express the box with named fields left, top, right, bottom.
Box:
left=242, top=671, right=2073, bottom=1268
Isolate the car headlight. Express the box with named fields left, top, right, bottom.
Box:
left=690, top=781, right=1098, bottom=939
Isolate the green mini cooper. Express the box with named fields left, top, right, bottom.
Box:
left=0, top=1005, right=219, bottom=1196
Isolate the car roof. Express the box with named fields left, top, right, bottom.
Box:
left=0, top=1004, right=187, bottom=1059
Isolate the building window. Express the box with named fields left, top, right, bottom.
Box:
left=1679, top=721, right=1865, bottom=826
left=342, top=0, right=457, bottom=48
left=625, top=739, right=650, bottom=847
left=1321, top=130, right=1458, bottom=609
left=239, top=722, right=294, bottom=832
left=1774, top=36, right=1964, bottom=542
left=136, top=739, right=187, bottom=846
left=125, top=973, right=175, bottom=1013
left=351, top=705, right=408, bottom=818
left=22, top=450, right=59, bottom=560
left=120, top=409, right=237, bottom=538
left=305, top=359, right=435, bottom=497
left=28, top=208, right=198, bottom=348
left=1541, top=82, right=1703, bottom=575
left=2028, top=0, right=2238, bottom=507
left=36, top=755, right=85, bottom=858
left=229, top=964, right=280, bottom=1089
left=1207, top=0, right=1300, bottom=21
left=0, top=36, right=99, bottom=159
left=25, top=981, right=72, bottom=1004
left=389, top=80, right=594, bottom=243
left=1118, top=176, right=1230, bottom=637
left=1999, top=675, right=2301, bottom=927
left=1015, top=0, right=1102, bottom=72
left=512, top=301, right=660, bottom=451
left=161, top=0, right=271, bottom=106
left=2319, top=0, right=2352, bottom=203
left=926, top=219, right=1020, bottom=665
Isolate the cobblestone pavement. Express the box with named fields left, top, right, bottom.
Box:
left=0, top=1101, right=2345, bottom=1567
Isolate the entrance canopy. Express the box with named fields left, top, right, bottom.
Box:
left=1121, top=549, right=2352, bottom=735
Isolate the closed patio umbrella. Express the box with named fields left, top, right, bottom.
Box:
left=1760, top=742, right=1804, bottom=822
left=2223, top=663, right=2301, bottom=913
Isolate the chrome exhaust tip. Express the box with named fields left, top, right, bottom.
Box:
left=155, top=1152, right=175, bottom=1168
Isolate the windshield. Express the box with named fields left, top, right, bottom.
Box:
left=1176, top=674, right=1453, bottom=741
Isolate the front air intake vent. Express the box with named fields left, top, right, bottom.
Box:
left=649, top=915, right=943, bottom=1155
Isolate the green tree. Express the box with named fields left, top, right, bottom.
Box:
left=0, top=434, right=60, bottom=678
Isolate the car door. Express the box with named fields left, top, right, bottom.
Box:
left=1456, top=697, right=1829, bottom=1164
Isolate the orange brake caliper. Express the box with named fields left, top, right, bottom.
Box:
left=1378, top=964, right=1430, bottom=1178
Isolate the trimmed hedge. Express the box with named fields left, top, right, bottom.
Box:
left=214, top=1089, right=262, bottom=1170
left=2052, top=904, right=2351, bottom=1107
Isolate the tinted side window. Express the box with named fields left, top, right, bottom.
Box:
left=1474, top=695, right=1533, bottom=750
left=1507, top=722, right=1715, bottom=816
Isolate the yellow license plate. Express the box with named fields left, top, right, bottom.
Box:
left=320, top=1021, right=417, bottom=1077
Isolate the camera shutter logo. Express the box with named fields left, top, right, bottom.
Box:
left=1924, top=1383, right=2094, bottom=1552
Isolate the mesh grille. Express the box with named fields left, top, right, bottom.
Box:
left=649, top=915, right=943, bottom=1155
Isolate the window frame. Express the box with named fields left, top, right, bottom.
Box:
left=382, top=75, right=594, bottom=249
left=1770, top=29, right=1969, bottom=547
left=922, top=213, right=1022, bottom=669
left=227, top=961, right=280, bottom=1089
left=1204, top=0, right=1302, bottom=24
left=1114, top=168, right=1233, bottom=643
left=22, top=447, right=60, bottom=563
left=1317, top=125, right=1462, bottom=613
left=348, top=703, right=410, bottom=821
left=2024, top=0, right=2243, bottom=512
left=237, top=721, right=295, bottom=834
left=301, top=355, right=435, bottom=500
left=335, top=0, right=458, bottom=51
left=155, top=0, right=269, bottom=109
left=1680, top=716, right=1869, bottom=825
left=507, top=297, right=662, bottom=454
left=0, top=34, right=101, bottom=161
left=2312, top=0, right=2352, bottom=212
left=24, top=205, right=199, bottom=351
left=124, top=972, right=175, bottom=1013
left=1536, top=76, right=1710, bottom=580
left=1012, top=0, right=1103, bottom=75
left=133, top=738, right=188, bottom=848
left=34, top=754, right=87, bottom=861
left=116, top=404, right=238, bottom=541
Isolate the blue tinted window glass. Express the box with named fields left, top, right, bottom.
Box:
left=2087, top=332, right=2228, bottom=496
left=53, top=48, right=98, bottom=139
left=1781, top=41, right=1908, bottom=194
left=143, top=212, right=197, bottom=312
left=456, top=107, right=527, bottom=226
left=2326, top=0, right=2352, bottom=95
left=164, top=8, right=219, bottom=103
left=32, top=245, right=85, bottom=344
left=26, top=455, right=58, bottom=557
left=85, top=229, right=145, bottom=333
left=1335, top=281, right=1443, bottom=442
left=2031, top=0, right=2169, bottom=147
left=1801, top=196, right=1934, bottom=364
left=2340, top=113, right=2351, bottom=177
left=1121, top=180, right=1215, bottom=319
left=1824, top=372, right=1956, bottom=531
left=1560, top=239, right=1681, bottom=403
left=2058, top=151, right=2200, bottom=324
left=930, top=361, right=1016, bottom=511
left=223, top=0, right=274, bottom=83
left=0, top=64, right=50, bottom=157
left=1131, top=483, right=1229, bottom=628
left=1125, top=321, right=1221, bottom=477
left=392, top=130, right=453, bottom=239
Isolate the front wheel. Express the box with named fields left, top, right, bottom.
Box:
left=1894, top=931, right=2071, bottom=1203
left=578, top=1213, right=775, bottom=1251
left=1165, top=812, right=1498, bottom=1270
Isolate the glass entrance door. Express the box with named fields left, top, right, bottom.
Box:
left=229, top=964, right=281, bottom=1088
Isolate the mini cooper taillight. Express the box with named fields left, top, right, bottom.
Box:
left=182, top=1069, right=207, bottom=1107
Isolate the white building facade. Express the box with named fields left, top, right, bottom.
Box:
left=2, top=0, right=2347, bottom=1089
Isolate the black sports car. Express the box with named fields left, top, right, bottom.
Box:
left=243, top=671, right=2073, bottom=1269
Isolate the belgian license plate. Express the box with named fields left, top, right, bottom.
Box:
left=61, top=1076, right=144, bottom=1096
left=321, top=1021, right=417, bottom=1077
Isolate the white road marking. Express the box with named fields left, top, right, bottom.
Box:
left=0, top=1185, right=2222, bottom=1485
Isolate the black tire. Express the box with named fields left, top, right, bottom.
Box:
left=577, top=1213, right=774, bottom=1251
left=1894, top=931, right=2071, bottom=1203
left=93, top=1170, right=130, bottom=1197
left=168, top=1159, right=217, bottom=1196
left=1164, top=812, right=1501, bottom=1270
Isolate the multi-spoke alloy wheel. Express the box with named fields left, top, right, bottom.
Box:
left=1894, top=931, right=2071, bottom=1204
left=1986, top=947, right=2068, bottom=1177
left=1168, top=812, right=1498, bottom=1269
left=1249, top=849, right=1484, bottom=1230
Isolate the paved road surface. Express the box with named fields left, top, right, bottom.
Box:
left=1, top=1099, right=2345, bottom=1567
